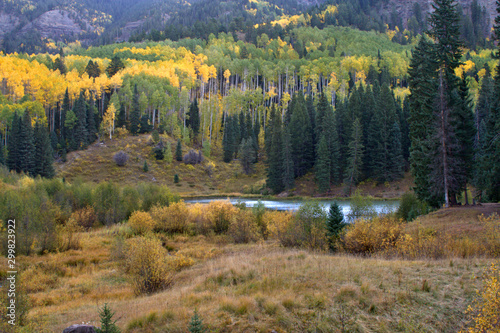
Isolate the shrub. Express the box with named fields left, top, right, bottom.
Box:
left=463, top=263, right=500, bottom=333
left=153, top=147, right=164, bottom=160
left=189, top=203, right=211, bottom=235
left=69, top=206, right=98, bottom=230
left=143, top=161, right=149, bottom=172
left=347, top=191, right=376, bottom=222
left=151, top=130, right=160, bottom=143
left=264, top=210, right=294, bottom=244
left=396, top=192, right=430, bottom=221
left=124, top=236, right=173, bottom=295
left=183, top=149, right=204, bottom=165
left=58, top=217, right=83, bottom=251
left=128, top=211, right=156, bottom=235
left=252, top=200, right=267, bottom=239
left=113, top=151, right=128, bottom=166
left=285, top=202, right=328, bottom=250
left=174, top=174, right=179, bottom=183
left=341, top=215, right=403, bottom=255
left=205, top=200, right=237, bottom=234
left=480, top=213, right=500, bottom=256
left=150, top=201, right=190, bottom=234
left=164, top=140, right=172, bottom=163
left=228, top=210, right=261, bottom=243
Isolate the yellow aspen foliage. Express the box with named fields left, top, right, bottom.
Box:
left=101, top=103, right=116, bottom=139
left=150, top=201, right=190, bottom=234
left=205, top=200, right=238, bottom=234
left=223, top=69, right=231, bottom=82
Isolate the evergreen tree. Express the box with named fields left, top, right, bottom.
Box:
left=266, top=107, right=284, bottom=194
left=345, top=118, right=364, bottom=196
left=326, top=202, right=346, bottom=251
left=408, top=35, right=441, bottom=207
left=239, top=111, right=247, bottom=141
left=222, top=115, right=234, bottom=163
left=231, top=115, right=240, bottom=159
left=86, top=96, right=97, bottom=144
left=33, top=122, right=55, bottom=178
left=315, top=134, right=331, bottom=192
left=314, top=93, right=328, bottom=143
left=323, top=108, right=341, bottom=184
left=96, top=303, right=120, bottom=333
left=265, top=104, right=277, bottom=160
left=117, top=103, right=127, bottom=129
left=18, top=110, right=35, bottom=175
left=188, top=309, right=206, bottom=333
left=143, top=161, right=149, bottom=172
left=289, top=93, right=314, bottom=177
left=176, top=139, right=183, bottom=161
left=187, top=99, right=200, bottom=137
left=53, top=56, right=67, bottom=75
left=282, top=127, right=294, bottom=191
left=6, top=113, right=20, bottom=172
left=61, top=88, right=71, bottom=139
left=239, top=138, right=256, bottom=175
left=139, top=115, right=152, bottom=133
left=130, top=85, right=141, bottom=135
left=106, top=56, right=125, bottom=77
left=85, top=60, right=101, bottom=78
left=387, top=121, right=404, bottom=180
left=0, top=134, right=4, bottom=166
left=73, top=92, right=88, bottom=149
left=306, top=93, right=316, bottom=156
left=428, top=0, right=465, bottom=207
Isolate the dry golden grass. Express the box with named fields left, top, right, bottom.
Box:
left=56, top=134, right=268, bottom=196
left=18, top=223, right=491, bottom=333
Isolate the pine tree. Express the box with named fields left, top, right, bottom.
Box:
left=129, top=85, right=141, bottom=135
left=73, top=92, right=88, bottom=149
left=33, top=122, right=55, bottom=178
left=239, top=138, right=256, bottom=175
left=6, top=113, right=20, bottom=172
left=222, top=114, right=234, bottom=163
left=282, top=127, right=294, bottom=191
left=176, top=139, right=183, bottom=161
left=96, top=303, right=120, bottom=333
left=106, top=56, right=125, bottom=77
left=306, top=93, right=316, bottom=156
left=143, top=161, right=149, bottom=172
left=61, top=88, right=71, bottom=139
left=289, top=93, right=314, bottom=177
left=387, top=121, right=404, bottom=180
left=326, top=202, right=346, bottom=251
left=117, top=103, right=127, bottom=129
left=345, top=118, right=364, bottom=196
left=315, top=134, right=331, bottom=192
left=428, top=0, right=465, bottom=207
left=408, top=35, right=441, bottom=207
left=87, top=96, right=97, bottom=143
left=18, top=110, right=35, bottom=175
left=188, top=309, right=206, bottom=333
left=265, top=105, right=277, bottom=160
left=85, top=60, right=101, bottom=78
left=188, top=99, right=200, bottom=137
left=0, top=134, right=4, bottom=166
left=266, top=108, right=284, bottom=194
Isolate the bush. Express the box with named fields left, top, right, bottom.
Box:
left=228, top=210, right=261, bottom=243
left=58, top=217, right=83, bottom=251
left=347, top=191, right=376, bottom=222
left=113, top=151, right=129, bottom=166
left=183, top=149, right=204, bottom=165
left=205, top=200, right=237, bottom=234
left=128, top=211, right=156, bottom=235
left=150, top=201, right=190, bottom=234
left=264, top=210, right=294, bottom=243
left=69, top=206, right=98, bottom=230
left=124, top=236, right=173, bottom=295
left=341, top=215, right=403, bottom=255
left=284, top=202, right=328, bottom=250
left=463, top=263, right=500, bottom=333
left=143, top=161, right=149, bottom=172
left=174, top=174, right=179, bottom=183
left=396, top=192, right=430, bottom=221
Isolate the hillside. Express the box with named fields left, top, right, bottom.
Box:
left=0, top=0, right=494, bottom=53
left=56, top=133, right=412, bottom=198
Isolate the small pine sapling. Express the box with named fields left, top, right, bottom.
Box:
left=96, top=303, right=120, bottom=333
left=188, top=309, right=206, bottom=333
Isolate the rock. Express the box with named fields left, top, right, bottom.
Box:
left=62, top=325, right=96, bottom=333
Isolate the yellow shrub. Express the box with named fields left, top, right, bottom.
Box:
left=228, top=210, right=261, bottom=243
left=481, top=213, right=500, bottom=256
left=150, top=201, right=190, bottom=234
left=69, top=206, right=98, bottom=230
left=167, top=253, right=195, bottom=271
left=341, top=216, right=403, bottom=255
left=188, top=203, right=211, bottom=235
left=205, top=200, right=238, bottom=234
left=124, top=236, right=173, bottom=295
left=264, top=210, right=294, bottom=241
left=128, top=211, right=156, bottom=235
left=463, top=263, right=500, bottom=333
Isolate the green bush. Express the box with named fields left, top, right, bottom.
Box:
left=396, top=192, right=430, bottom=221
left=347, top=191, right=376, bottom=222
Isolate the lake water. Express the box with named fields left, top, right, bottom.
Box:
left=184, top=197, right=400, bottom=218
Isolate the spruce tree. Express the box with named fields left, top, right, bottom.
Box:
left=96, top=303, right=120, bottom=333
left=265, top=105, right=277, bottom=160
left=0, top=134, right=4, bottom=166
left=86, top=96, right=97, bottom=144
left=323, top=108, right=341, bottom=184
left=306, top=93, right=316, bottom=156
left=129, top=85, right=141, bottom=135
left=266, top=108, right=284, bottom=194
left=326, top=202, right=346, bottom=251
left=289, top=92, right=314, bottom=177
left=222, top=115, right=234, bottom=163
left=6, top=113, right=20, bottom=172
left=282, top=127, right=294, bottom=191
left=188, top=99, right=200, bottom=137
left=238, top=138, right=256, bottom=175
left=73, top=92, right=88, bottom=149
left=18, top=110, right=35, bottom=175
left=188, top=309, right=206, bottom=333
left=117, top=103, right=127, bottom=129
left=106, top=56, right=125, bottom=77
left=345, top=118, right=364, bottom=196
left=315, top=134, right=331, bottom=192
left=176, top=139, right=182, bottom=161
left=33, top=122, right=55, bottom=178
left=61, top=88, right=71, bottom=139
